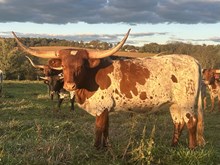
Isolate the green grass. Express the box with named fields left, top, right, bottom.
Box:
left=0, top=80, right=219, bottom=164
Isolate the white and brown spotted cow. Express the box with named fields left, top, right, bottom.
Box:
left=203, top=68, right=220, bottom=112
left=13, top=30, right=205, bottom=149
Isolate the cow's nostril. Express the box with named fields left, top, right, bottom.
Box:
left=72, top=84, right=76, bottom=89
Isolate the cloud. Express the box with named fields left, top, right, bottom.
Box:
left=1, top=30, right=167, bottom=45
left=169, top=36, right=220, bottom=44
left=0, top=0, right=220, bottom=24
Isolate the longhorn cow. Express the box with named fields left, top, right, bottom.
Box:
left=25, top=56, right=62, bottom=99
left=202, top=68, right=220, bottom=112
left=12, top=30, right=205, bottom=149
left=25, top=56, right=75, bottom=111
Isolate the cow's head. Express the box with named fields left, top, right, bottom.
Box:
left=40, top=74, right=64, bottom=95
left=202, top=69, right=220, bottom=85
left=12, top=29, right=130, bottom=91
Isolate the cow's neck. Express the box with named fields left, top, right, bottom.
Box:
left=75, top=59, right=113, bottom=104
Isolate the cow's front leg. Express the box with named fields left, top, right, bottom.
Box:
left=210, top=96, right=215, bottom=112
left=94, top=109, right=109, bottom=149
left=57, top=93, right=64, bottom=111
left=218, top=97, right=220, bottom=112
left=50, top=91, right=54, bottom=100
left=186, top=113, right=197, bottom=149
left=102, top=111, right=109, bottom=147
left=171, top=121, right=185, bottom=147
left=70, top=91, right=75, bottom=111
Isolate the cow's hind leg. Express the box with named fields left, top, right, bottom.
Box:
left=171, top=121, right=185, bottom=147
left=170, top=104, right=185, bottom=147
left=94, top=109, right=109, bottom=149
left=185, top=113, right=197, bottom=149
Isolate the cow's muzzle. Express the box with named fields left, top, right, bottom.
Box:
left=64, top=82, right=76, bottom=91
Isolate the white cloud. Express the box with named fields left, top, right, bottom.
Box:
left=0, top=0, right=6, bottom=3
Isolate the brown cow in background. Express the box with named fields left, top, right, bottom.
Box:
left=202, top=69, right=220, bottom=112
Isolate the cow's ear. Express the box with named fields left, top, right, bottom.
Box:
left=48, top=59, right=62, bottom=67
left=87, top=59, right=100, bottom=68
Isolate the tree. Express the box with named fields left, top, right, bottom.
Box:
left=0, top=38, right=17, bottom=77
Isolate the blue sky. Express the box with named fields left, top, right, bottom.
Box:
left=0, top=0, right=220, bottom=46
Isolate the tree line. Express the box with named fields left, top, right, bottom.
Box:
left=1, top=37, right=220, bottom=80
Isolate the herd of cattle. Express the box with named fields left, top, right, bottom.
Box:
left=1, top=29, right=220, bottom=149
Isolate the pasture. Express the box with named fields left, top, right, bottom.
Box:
left=0, top=80, right=219, bottom=165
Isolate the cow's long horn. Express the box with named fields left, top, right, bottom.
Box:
left=87, top=29, right=131, bottom=59
left=12, top=32, right=59, bottom=59
left=50, top=66, right=63, bottom=70
left=215, top=69, right=220, bottom=74
left=25, top=56, right=45, bottom=69
left=40, top=76, right=49, bottom=80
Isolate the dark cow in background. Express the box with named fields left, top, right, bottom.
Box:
left=0, top=70, right=3, bottom=96
left=25, top=56, right=62, bottom=100
left=26, top=56, right=75, bottom=111
left=13, top=30, right=205, bottom=149
left=40, top=74, right=75, bottom=111
left=202, top=68, right=220, bottom=112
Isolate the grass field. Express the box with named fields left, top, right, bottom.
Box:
left=0, top=81, right=219, bottom=165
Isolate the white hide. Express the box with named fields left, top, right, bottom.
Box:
left=77, top=55, right=202, bottom=124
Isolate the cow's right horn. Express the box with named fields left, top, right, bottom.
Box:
left=12, top=32, right=59, bottom=59
left=39, top=76, right=49, bottom=80
left=215, top=69, right=220, bottom=74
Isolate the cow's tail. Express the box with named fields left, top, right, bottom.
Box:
left=196, top=65, right=205, bottom=146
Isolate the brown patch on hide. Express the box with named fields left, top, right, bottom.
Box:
left=120, top=61, right=150, bottom=99
left=114, top=89, right=123, bottom=98
left=115, top=89, right=120, bottom=95
left=139, top=92, right=147, bottom=100
left=75, top=89, right=96, bottom=104
left=186, top=79, right=195, bottom=95
left=96, top=65, right=114, bottom=90
left=171, top=75, right=178, bottom=83
left=211, top=84, right=217, bottom=89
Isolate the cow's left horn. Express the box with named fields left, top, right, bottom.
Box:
left=25, top=56, right=45, bottom=69
left=12, top=32, right=59, bottom=59
left=88, top=29, right=131, bottom=59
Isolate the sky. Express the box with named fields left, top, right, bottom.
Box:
left=0, top=0, right=220, bottom=46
